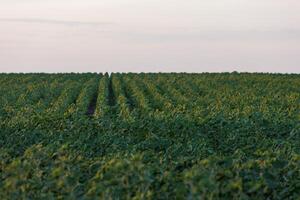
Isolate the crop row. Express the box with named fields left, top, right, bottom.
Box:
left=0, top=73, right=299, bottom=199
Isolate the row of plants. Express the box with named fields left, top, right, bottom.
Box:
left=0, top=73, right=299, bottom=199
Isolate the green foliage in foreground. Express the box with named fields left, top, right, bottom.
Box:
left=0, top=73, right=299, bottom=199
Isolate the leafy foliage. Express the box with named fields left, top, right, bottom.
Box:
left=0, top=73, right=299, bottom=199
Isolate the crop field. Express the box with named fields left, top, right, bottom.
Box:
left=0, top=73, right=299, bottom=199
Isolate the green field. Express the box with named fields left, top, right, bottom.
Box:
left=0, top=73, right=299, bottom=199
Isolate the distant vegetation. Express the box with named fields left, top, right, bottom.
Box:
left=0, top=73, right=299, bottom=199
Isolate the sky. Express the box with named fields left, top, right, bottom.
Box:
left=0, top=0, right=299, bottom=73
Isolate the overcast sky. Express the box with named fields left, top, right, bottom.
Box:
left=0, top=0, right=299, bottom=73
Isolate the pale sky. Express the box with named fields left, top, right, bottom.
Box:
left=0, top=0, right=299, bottom=73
